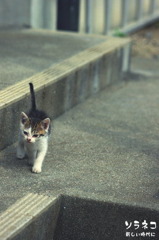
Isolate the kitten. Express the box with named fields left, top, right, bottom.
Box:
left=16, top=83, right=51, bottom=173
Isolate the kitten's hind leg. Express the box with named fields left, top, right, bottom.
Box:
left=16, top=141, right=25, bottom=159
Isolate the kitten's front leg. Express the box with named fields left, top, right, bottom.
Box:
left=16, top=141, right=25, bottom=159
left=32, top=149, right=47, bottom=173
left=27, top=150, right=37, bottom=166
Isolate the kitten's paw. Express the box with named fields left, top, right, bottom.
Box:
left=32, top=165, right=42, bottom=174
left=16, top=147, right=25, bottom=159
left=16, top=152, right=25, bottom=159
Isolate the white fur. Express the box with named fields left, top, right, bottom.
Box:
left=17, top=117, right=49, bottom=173
left=17, top=132, right=48, bottom=173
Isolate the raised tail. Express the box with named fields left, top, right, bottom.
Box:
left=29, top=82, right=36, bottom=111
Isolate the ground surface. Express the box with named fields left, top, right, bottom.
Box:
left=0, top=25, right=159, bottom=239
left=130, top=23, right=159, bottom=77
left=131, top=23, right=159, bottom=59
left=0, top=30, right=104, bottom=90
left=0, top=74, right=159, bottom=215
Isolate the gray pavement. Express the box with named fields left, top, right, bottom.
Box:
left=0, top=73, right=159, bottom=214
left=0, top=29, right=105, bottom=90
left=131, top=56, right=159, bottom=77
left=0, top=29, right=159, bottom=238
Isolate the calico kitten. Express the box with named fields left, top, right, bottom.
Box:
left=16, top=83, right=50, bottom=173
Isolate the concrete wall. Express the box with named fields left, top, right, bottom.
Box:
left=0, top=0, right=159, bottom=33
left=79, top=0, right=159, bottom=34
left=0, top=0, right=31, bottom=27
left=0, top=0, right=57, bottom=29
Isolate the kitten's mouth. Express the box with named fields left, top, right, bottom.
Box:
left=27, top=139, right=32, bottom=143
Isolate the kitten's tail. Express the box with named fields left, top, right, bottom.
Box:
left=29, top=82, right=36, bottom=111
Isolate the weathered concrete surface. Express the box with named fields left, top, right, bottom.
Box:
left=55, top=195, right=159, bottom=240
left=0, top=29, right=105, bottom=90
left=0, top=74, right=159, bottom=239
left=0, top=29, right=129, bottom=150
left=131, top=55, right=159, bottom=77
left=0, top=193, right=61, bottom=240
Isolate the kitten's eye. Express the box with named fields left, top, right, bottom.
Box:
left=40, top=134, right=44, bottom=137
left=33, top=134, right=38, bottom=138
left=23, top=131, right=28, bottom=135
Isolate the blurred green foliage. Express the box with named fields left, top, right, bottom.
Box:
left=113, top=29, right=127, bottom=37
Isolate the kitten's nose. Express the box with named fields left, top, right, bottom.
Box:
left=27, top=138, right=31, bottom=143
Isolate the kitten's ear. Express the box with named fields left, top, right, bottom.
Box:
left=21, top=112, right=28, bottom=124
left=41, top=118, right=50, bottom=131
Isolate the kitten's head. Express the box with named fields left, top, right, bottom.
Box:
left=20, top=112, right=50, bottom=143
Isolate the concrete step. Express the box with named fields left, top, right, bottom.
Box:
left=0, top=193, right=60, bottom=240
left=0, top=75, right=159, bottom=239
left=0, top=29, right=132, bottom=239
left=0, top=29, right=130, bottom=150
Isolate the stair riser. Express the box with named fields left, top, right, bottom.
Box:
left=0, top=43, right=129, bottom=150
